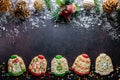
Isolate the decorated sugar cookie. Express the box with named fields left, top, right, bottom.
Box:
left=8, top=55, right=26, bottom=76
left=95, top=53, right=113, bottom=75
left=83, top=0, right=95, bottom=10
left=71, top=54, right=91, bottom=76
left=28, top=55, right=47, bottom=76
left=51, top=55, right=69, bottom=76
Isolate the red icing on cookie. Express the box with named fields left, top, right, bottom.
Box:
left=28, top=69, right=45, bottom=76
left=72, top=68, right=89, bottom=76
left=38, top=55, right=44, bottom=59
left=12, top=58, right=19, bottom=63
left=82, top=54, right=89, bottom=58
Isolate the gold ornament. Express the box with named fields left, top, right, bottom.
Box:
left=0, top=0, right=11, bottom=12
left=102, top=0, right=118, bottom=13
left=12, top=0, right=30, bottom=18
left=34, top=0, right=44, bottom=11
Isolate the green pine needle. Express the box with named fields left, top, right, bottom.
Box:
left=64, top=0, right=74, bottom=5
left=52, top=8, right=60, bottom=21
left=94, top=0, right=102, bottom=14
left=56, top=0, right=65, bottom=6
left=75, top=4, right=80, bottom=12
left=44, top=0, right=52, bottom=10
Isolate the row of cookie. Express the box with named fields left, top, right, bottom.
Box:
left=8, top=53, right=113, bottom=77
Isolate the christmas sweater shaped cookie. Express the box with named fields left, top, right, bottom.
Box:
left=51, top=55, right=69, bottom=76
left=95, top=53, right=113, bottom=75
left=72, top=54, right=91, bottom=76
left=28, top=55, right=47, bottom=76
left=8, top=55, right=26, bottom=76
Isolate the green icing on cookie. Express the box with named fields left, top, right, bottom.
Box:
left=9, top=71, right=24, bottom=76
left=55, top=55, right=62, bottom=59
left=13, top=71, right=23, bottom=76
left=57, top=63, right=62, bottom=71
left=32, top=59, right=35, bottom=62
left=51, top=70, right=69, bottom=77
left=40, top=66, right=42, bottom=68
left=10, top=55, right=17, bottom=59
left=34, top=69, right=36, bottom=72
left=10, top=68, right=26, bottom=76
left=36, top=58, right=38, bottom=61
left=22, top=69, right=26, bottom=72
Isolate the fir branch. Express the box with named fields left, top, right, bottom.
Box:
left=56, top=0, right=65, bottom=6
left=75, top=4, right=80, bottom=12
left=94, top=0, right=102, bottom=14
left=52, top=8, right=60, bottom=21
left=44, top=0, right=52, bottom=10
left=64, top=0, right=74, bottom=5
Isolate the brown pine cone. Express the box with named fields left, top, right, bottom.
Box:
left=23, top=10, right=30, bottom=18
left=16, top=0, right=26, bottom=9
left=0, top=0, right=5, bottom=4
left=102, top=0, right=118, bottom=13
left=12, top=0, right=30, bottom=18
left=117, top=2, right=120, bottom=10
left=34, top=0, right=44, bottom=11
left=0, top=0, right=11, bottom=12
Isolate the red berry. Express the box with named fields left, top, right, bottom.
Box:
left=64, top=10, right=68, bottom=14
left=59, top=12, right=63, bottom=16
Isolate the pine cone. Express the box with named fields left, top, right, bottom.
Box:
left=0, top=0, right=5, bottom=4
left=0, top=0, right=11, bottom=12
left=83, top=0, right=95, bottom=10
left=16, top=0, right=26, bottom=8
left=12, top=0, right=30, bottom=18
left=102, top=0, right=118, bottom=13
left=117, top=2, right=120, bottom=10
left=34, top=0, right=44, bottom=11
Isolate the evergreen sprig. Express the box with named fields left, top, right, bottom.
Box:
left=94, top=0, right=102, bottom=14
left=44, top=0, right=52, bottom=10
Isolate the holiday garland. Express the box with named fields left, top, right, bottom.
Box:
left=52, top=0, right=80, bottom=22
